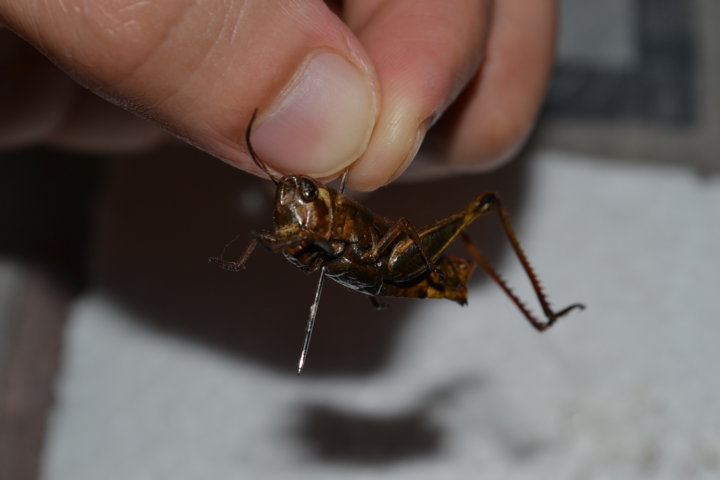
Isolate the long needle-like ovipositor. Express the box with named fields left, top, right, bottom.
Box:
left=297, top=265, right=327, bottom=374
left=296, top=169, right=349, bottom=374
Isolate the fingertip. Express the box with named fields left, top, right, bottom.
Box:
left=2, top=0, right=382, bottom=180
left=250, top=50, right=378, bottom=178
left=342, top=0, right=491, bottom=190
left=347, top=105, right=430, bottom=191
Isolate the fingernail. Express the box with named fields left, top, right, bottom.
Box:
left=252, top=51, right=377, bottom=177
left=386, top=117, right=432, bottom=184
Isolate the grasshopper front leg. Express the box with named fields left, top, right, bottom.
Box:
left=209, top=232, right=336, bottom=271
left=208, top=236, right=261, bottom=271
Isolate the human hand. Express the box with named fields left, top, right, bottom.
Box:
left=0, top=0, right=556, bottom=191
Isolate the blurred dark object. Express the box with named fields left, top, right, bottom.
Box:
left=0, top=148, right=103, bottom=288
left=0, top=148, right=103, bottom=480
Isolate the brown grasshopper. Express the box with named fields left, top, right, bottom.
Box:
left=211, top=110, right=584, bottom=373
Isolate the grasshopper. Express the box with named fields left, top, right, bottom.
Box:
left=211, top=110, right=584, bottom=373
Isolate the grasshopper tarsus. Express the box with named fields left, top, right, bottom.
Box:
left=208, top=256, right=245, bottom=272
left=209, top=236, right=259, bottom=271
left=553, top=303, right=586, bottom=318
left=211, top=110, right=585, bottom=371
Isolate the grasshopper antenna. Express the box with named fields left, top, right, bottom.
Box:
left=297, top=266, right=327, bottom=374
left=246, top=109, right=280, bottom=185
left=339, top=169, right=348, bottom=194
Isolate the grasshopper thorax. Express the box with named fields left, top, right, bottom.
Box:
left=273, top=175, right=333, bottom=237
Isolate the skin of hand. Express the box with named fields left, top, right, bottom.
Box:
left=0, top=0, right=557, bottom=191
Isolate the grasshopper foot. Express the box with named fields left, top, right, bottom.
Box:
left=209, top=256, right=246, bottom=272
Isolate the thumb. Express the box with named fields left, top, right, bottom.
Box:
left=0, top=0, right=379, bottom=178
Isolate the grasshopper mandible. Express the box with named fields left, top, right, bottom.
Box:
left=210, top=110, right=584, bottom=373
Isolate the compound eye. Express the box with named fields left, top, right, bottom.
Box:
left=299, top=178, right=318, bottom=202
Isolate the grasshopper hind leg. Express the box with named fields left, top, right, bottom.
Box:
left=460, top=191, right=585, bottom=330
left=459, top=231, right=583, bottom=330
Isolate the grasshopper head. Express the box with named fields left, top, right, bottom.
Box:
left=273, top=175, right=333, bottom=237
left=242, top=110, right=334, bottom=239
